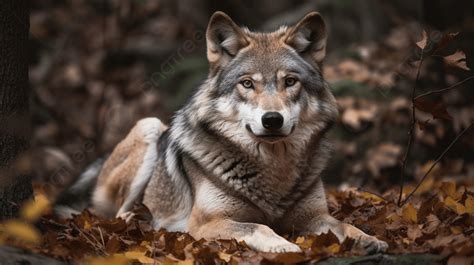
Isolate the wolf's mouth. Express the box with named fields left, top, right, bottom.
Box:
left=245, top=124, right=290, bottom=143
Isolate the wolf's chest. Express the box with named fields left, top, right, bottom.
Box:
left=224, top=162, right=311, bottom=219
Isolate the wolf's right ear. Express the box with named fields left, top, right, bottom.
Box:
left=206, top=11, right=249, bottom=71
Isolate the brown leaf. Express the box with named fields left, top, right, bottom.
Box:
left=447, top=255, right=474, bottom=265
left=407, top=224, right=423, bottom=241
left=105, top=234, right=122, bottom=254
left=417, top=119, right=431, bottom=131
left=414, top=97, right=453, bottom=120
left=435, top=32, right=459, bottom=52
left=366, top=143, right=402, bottom=177
left=418, top=196, right=439, bottom=221
left=422, top=214, right=440, bottom=234
left=342, top=107, right=377, bottom=131
left=444, top=50, right=470, bottom=71
left=261, top=252, right=308, bottom=264
left=312, top=230, right=341, bottom=248
left=416, top=30, right=428, bottom=49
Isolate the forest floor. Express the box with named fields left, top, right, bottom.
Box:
left=0, top=179, right=473, bottom=264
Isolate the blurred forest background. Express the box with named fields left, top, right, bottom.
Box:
left=29, top=0, right=474, bottom=198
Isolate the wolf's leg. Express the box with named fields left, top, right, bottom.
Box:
left=187, top=179, right=300, bottom=253
left=116, top=118, right=167, bottom=216
left=92, top=118, right=167, bottom=218
left=189, top=217, right=301, bottom=253
left=282, top=178, right=388, bottom=253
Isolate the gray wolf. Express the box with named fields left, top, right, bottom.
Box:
left=56, top=11, right=388, bottom=253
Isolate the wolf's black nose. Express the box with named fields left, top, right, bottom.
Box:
left=262, top=112, right=284, bottom=130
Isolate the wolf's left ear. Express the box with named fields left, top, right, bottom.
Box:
left=206, top=11, right=249, bottom=71
left=285, top=12, right=327, bottom=65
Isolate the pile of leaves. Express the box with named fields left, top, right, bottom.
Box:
left=1, top=179, right=473, bottom=264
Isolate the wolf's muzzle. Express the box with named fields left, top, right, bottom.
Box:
left=261, top=112, right=284, bottom=131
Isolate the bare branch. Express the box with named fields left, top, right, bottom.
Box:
left=397, top=51, right=425, bottom=206
left=399, top=122, right=474, bottom=206
left=414, top=75, right=474, bottom=100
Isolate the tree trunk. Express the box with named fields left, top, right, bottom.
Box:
left=0, top=0, right=32, bottom=220
left=0, top=246, right=66, bottom=265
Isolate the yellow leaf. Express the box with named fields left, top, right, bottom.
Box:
left=440, top=182, right=462, bottom=200
left=402, top=203, right=418, bottom=223
left=295, top=236, right=305, bottom=244
left=327, top=243, right=340, bottom=254
left=387, top=213, right=401, bottom=222
left=123, top=251, right=155, bottom=264
left=0, top=220, right=41, bottom=244
left=218, top=252, right=232, bottom=262
left=465, top=195, right=474, bottom=214
left=450, top=226, right=463, bottom=235
left=87, top=255, right=130, bottom=265
left=295, top=236, right=313, bottom=249
left=444, top=196, right=466, bottom=215
left=360, top=192, right=383, bottom=203
left=20, top=193, right=50, bottom=222
left=176, top=260, right=194, bottom=265
left=84, top=220, right=92, bottom=230
left=414, top=177, right=434, bottom=195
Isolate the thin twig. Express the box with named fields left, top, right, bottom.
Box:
left=397, top=51, right=425, bottom=206
left=414, top=75, right=474, bottom=100
left=98, top=226, right=105, bottom=249
left=399, top=123, right=474, bottom=206
left=72, top=223, right=107, bottom=256
left=152, top=233, right=157, bottom=265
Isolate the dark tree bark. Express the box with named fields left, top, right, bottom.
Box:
left=0, top=0, right=32, bottom=220
left=0, top=246, right=66, bottom=265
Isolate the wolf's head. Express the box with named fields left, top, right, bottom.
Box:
left=188, top=11, right=338, bottom=151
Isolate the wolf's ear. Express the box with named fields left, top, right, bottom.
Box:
left=285, top=12, right=327, bottom=65
left=206, top=11, right=249, bottom=70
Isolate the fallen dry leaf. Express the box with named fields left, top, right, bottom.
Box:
left=416, top=30, right=428, bottom=49
left=402, top=203, right=418, bottom=224
left=20, top=193, right=51, bottom=222
left=0, top=220, right=42, bottom=245
left=444, top=50, right=470, bottom=71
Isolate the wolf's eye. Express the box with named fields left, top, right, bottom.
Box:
left=285, top=77, right=297, bottom=87
left=241, top=79, right=254, bottom=89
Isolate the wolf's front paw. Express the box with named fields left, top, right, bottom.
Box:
left=265, top=241, right=302, bottom=253
left=357, top=235, right=388, bottom=254
left=242, top=228, right=302, bottom=253
left=117, top=211, right=136, bottom=223
left=248, top=237, right=301, bottom=253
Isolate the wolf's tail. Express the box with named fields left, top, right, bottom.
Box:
left=54, top=157, right=107, bottom=218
